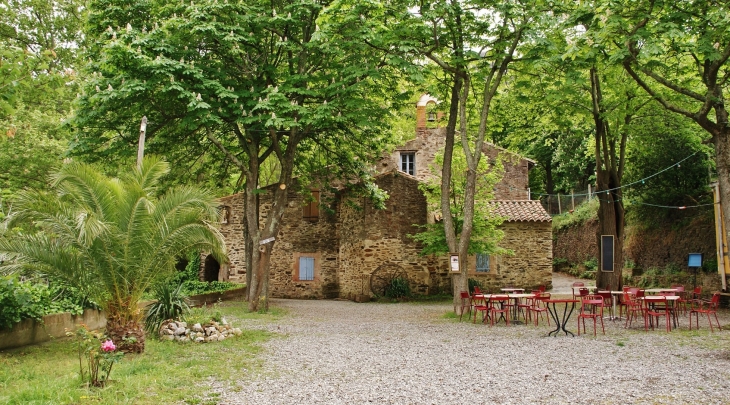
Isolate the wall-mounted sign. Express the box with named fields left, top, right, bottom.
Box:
left=601, top=235, right=614, bottom=272
left=259, top=237, right=276, bottom=245
left=450, top=254, right=460, bottom=272
left=688, top=253, right=703, bottom=268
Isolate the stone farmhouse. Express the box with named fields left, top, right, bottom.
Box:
left=203, top=95, right=552, bottom=299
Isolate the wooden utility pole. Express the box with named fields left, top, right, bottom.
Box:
left=137, top=116, right=147, bottom=169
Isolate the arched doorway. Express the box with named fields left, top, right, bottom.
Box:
left=203, top=255, right=220, bottom=282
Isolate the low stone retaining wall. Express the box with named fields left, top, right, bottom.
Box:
left=0, top=308, right=107, bottom=351
left=188, top=286, right=246, bottom=307
left=0, top=286, right=247, bottom=351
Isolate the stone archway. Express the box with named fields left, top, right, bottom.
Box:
left=203, top=255, right=220, bottom=282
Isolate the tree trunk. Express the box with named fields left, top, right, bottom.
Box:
left=105, top=311, right=145, bottom=354
left=589, top=67, right=625, bottom=291
left=714, top=127, right=730, bottom=289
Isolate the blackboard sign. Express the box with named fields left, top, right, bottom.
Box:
left=601, top=235, right=614, bottom=272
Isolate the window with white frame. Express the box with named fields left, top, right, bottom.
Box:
left=298, top=256, right=315, bottom=281
left=400, top=152, right=415, bottom=175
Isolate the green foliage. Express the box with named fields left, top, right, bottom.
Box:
left=184, top=303, right=223, bottom=326
left=167, top=251, right=238, bottom=296
left=410, top=148, right=509, bottom=256
left=0, top=157, right=226, bottom=333
left=552, top=198, right=599, bottom=232
left=583, top=257, right=598, bottom=272
left=144, top=283, right=190, bottom=334
left=66, top=325, right=124, bottom=388
left=383, top=277, right=410, bottom=300
left=0, top=275, right=96, bottom=330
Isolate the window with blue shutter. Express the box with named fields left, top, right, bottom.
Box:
left=476, top=253, right=490, bottom=273
left=299, top=256, right=315, bottom=281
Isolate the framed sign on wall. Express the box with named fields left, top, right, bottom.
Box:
left=450, top=254, right=460, bottom=272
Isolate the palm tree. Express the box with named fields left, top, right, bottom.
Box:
left=0, top=157, right=225, bottom=353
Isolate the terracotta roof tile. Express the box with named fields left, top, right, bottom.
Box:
left=489, top=200, right=552, bottom=222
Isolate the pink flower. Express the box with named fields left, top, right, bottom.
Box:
left=101, top=340, right=116, bottom=352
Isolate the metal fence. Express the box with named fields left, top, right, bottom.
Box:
left=539, top=191, right=594, bottom=216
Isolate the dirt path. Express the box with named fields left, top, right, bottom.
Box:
left=551, top=271, right=595, bottom=295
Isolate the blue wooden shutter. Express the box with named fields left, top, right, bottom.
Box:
left=476, top=254, right=490, bottom=272
left=299, top=257, right=314, bottom=280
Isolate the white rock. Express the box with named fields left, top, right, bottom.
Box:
left=174, top=327, right=187, bottom=336
left=193, top=323, right=204, bottom=332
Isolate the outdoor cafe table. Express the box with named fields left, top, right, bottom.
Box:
left=640, top=295, right=681, bottom=329
left=477, top=293, right=535, bottom=324
left=500, top=288, right=525, bottom=293
left=544, top=298, right=579, bottom=337
left=644, top=288, right=680, bottom=294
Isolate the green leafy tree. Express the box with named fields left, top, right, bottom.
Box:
left=0, top=0, right=86, bottom=198
left=586, top=0, right=730, bottom=268
left=0, top=157, right=225, bottom=353
left=411, top=149, right=508, bottom=257
left=371, top=0, right=551, bottom=310
left=73, top=0, right=400, bottom=311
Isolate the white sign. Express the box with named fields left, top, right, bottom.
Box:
left=259, top=237, right=276, bottom=245
left=450, top=254, right=460, bottom=272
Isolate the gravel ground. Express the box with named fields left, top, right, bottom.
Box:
left=213, top=298, right=730, bottom=405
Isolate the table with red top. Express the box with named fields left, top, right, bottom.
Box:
left=544, top=299, right=580, bottom=337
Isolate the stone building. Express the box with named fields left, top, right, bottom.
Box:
left=207, top=95, right=552, bottom=299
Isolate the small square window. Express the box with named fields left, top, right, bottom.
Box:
left=400, top=153, right=415, bottom=176
left=476, top=253, right=490, bottom=273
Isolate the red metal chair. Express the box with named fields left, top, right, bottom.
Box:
left=472, top=294, right=490, bottom=324
left=672, top=285, right=688, bottom=314
left=623, top=292, right=642, bottom=328
left=690, top=286, right=703, bottom=305
left=458, top=291, right=472, bottom=322
left=528, top=292, right=551, bottom=326
left=577, top=296, right=605, bottom=336
left=488, top=295, right=510, bottom=326
left=644, top=296, right=671, bottom=332
left=689, top=292, right=722, bottom=332
left=572, top=282, right=585, bottom=300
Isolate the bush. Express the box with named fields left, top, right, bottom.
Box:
left=384, top=277, right=410, bottom=299
left=145, top=283, right=190, bottom=334
left=0, top=276, right=98, bottom=330
left=468, top=278, right=482, bottom=294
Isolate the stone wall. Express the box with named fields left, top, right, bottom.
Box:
left=553, top=210, right=724, bottom=291
left=377, top=127, right=531, bottom=200
left=338, top=172, right=450, bottom=298
left=468, top=221, right=553, bottom=291
left=215, top=193, right=246, bottom=283
left=267, top=187, right=340, bottom=299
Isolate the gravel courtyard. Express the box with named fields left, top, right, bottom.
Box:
left=216, top=298, right=730, bottom=405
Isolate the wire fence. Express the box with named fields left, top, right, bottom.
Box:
left=539, top=190, right=594, bottom=216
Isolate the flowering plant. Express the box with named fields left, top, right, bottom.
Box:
left=66, top=325, right=124, bottom=387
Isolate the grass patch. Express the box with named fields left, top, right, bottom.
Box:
left=0, top=301, right=280, bottom=405
left=442, top=311, right=458, bottom=320
left=552, top=198, right=599, bottom=232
